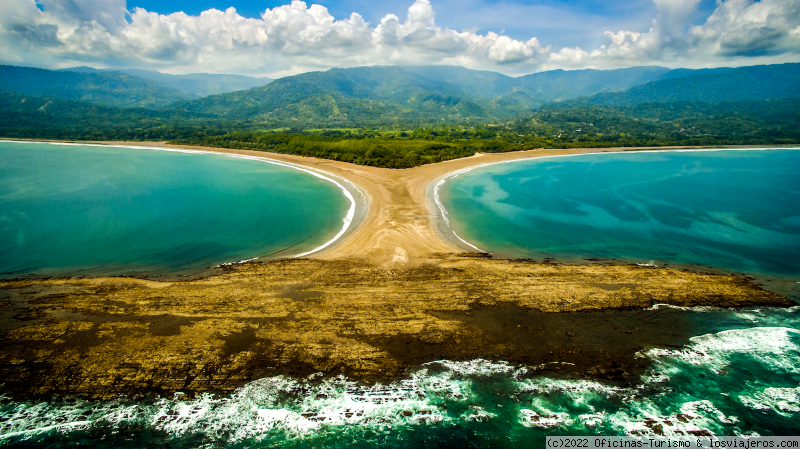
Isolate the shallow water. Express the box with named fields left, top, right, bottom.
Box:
left=3, top=147, right=800, bottom=445
left=438, top=149, right=800, bottom=279
left=1, top=307, right=798, bottom=447
left=0, top=142, right=351, bottom=278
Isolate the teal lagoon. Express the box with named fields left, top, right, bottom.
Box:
left=437, top=149, right=800, bottom=278
left=0, top=141, right=353, bottom=278
left=2, top=147, right=800, bottom=447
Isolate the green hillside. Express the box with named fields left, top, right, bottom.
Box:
left=0, top=91, right=228, bottom=140
left=114, top=69, right=272, bottom=97
left=0, top=65, right=192, bottom=108
left=514, top=66, right=671, bottom=103
left=1, top=63, right=798, bottom=168
left=61, top=66, right=272, bottom=97
left=562, top=63, right=800, bottom=106
left=169, top=66, right=500, bottom=126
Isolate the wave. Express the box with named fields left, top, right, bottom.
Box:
left=3, top=322, right=799, bottom=445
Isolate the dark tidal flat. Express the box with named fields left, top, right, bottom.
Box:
left=0, top=147, right=798, bottom=446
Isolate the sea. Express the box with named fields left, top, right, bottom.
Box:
left=1, top=147, right=799, bottom=446
left=0, top=141, right=353, bottom=279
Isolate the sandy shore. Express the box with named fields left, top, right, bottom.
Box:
left=24, top=139, right=718, bottom=265
left=1, top=139, right=795, bottom=399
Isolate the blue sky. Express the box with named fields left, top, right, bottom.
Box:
left=128, top=0, right=663, bottom=48
left=1, top=0, right=798, bottom=76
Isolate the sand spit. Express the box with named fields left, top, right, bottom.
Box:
left=0, top=141, right=795, bottom=399
left=67, top=142, right=715, bottom=264
left=0, top=255, right=789, bottom=400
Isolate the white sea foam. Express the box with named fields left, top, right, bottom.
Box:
left=647, top=327, right=800, bottom=374
left=0, top=341, right=789, bottom=444
left=425, top=359, right=518, bottom=377
left=518, top=377, right=623, bottom=397
left=645, top=304, right=723, bottom=312
left=740, top=386, right=800, bottom=416
left=461, top=406, right=497, bottom=422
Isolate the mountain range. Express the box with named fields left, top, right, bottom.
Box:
left=0, top=65, right=272, bottom=108
left=168, top=63, right=800, bottom=127
left=0, top=62, right=798, bottom=140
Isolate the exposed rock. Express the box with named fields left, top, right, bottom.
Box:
left=0, top=254, right=789, bottom=400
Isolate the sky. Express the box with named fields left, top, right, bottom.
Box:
left=1, top=0, right=799, bottom=78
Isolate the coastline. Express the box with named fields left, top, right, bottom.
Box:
left=5, top=138, right=754, bottom=265
left=1, top=139, right=798, bottom=400
left=1, top=139, right=369, bottom=264
left=426, top=146, right=800, bottom=261
left=0, top=255, right=790, bottom=400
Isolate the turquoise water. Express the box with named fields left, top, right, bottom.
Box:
left=2, top=147, right=800, bottom=446
left=0, top=142, right=351, bottom=278
left=1, top=307, right=799, bottom=446
left=438, top=149, right=800, bottom=278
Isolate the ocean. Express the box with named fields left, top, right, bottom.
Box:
left=0, top=141, right=353, bottom=279
left=1, top=306, right=798, bottom=446
left=1, top=147, right=798, bottom=446
left=437, top=149, right=800, bottom=279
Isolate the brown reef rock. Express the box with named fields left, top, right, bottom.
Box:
left=0, top=254, right=788, bottom=400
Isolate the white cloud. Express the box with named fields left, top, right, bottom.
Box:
left=551, top=0, right=800, bottom=69
left=0, top=0, right=798, bottom=76
left=0, top=0, right=550, bottom=75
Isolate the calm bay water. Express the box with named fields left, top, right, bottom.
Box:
left=1, top=148, right=799, bottom=446
left=0, top=141, right=351, bottom=278
left=438, top=149, right=800, bottom=278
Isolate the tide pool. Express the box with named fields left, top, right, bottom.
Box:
left=0, top=141, right=352, bottom=278
left=437, top=149, right=800, bottom=278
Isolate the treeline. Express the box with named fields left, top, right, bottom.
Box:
left=173, top=131, right=519, bottom=168
left=174, top=100, right=800, bottom=168
left=2, top=90, right=798, bottom=168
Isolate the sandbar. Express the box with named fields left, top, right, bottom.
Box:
left=0, top=140, right=794, bottom=399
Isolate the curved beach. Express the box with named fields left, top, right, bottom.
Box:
left=0, top=140, right=793, bottom=401
left=83, top=141, right=686, bottom=263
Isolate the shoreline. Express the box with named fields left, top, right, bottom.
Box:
left=427, top=146, right=800, bottom=258
left=7, top=138, right=776, bottom=266
left=0, top=139, right=797, bottom=399
left=0, top=255, right=791, bottom=400
left=1, top=140, right=370, bottom=264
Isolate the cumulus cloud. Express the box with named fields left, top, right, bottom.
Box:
left=0, top=0, right=798, bottom=76
left=0, top=0, right=550, bottom=75
left=549, top=0, right=800, bottom=69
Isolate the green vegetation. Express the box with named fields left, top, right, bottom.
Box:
left=0, top=65, right=192, bottom=108
left=174, top=99, right=800, bottom=168
left=173, top=129, right=518, bottom=168
left=1, top=63, right=798, bottom=168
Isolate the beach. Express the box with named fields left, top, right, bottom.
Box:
left=0, top=140, right=794, bottom=399
left=75, top=141, right=707, bottom=263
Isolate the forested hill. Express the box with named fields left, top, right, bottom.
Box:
left=63, top=67, right=273, bottom=97
left=168, top=66, right=497, bottom=126
left=0, top=65, right=192, bottom=108
left=165, top=63, right=800, bottom=128
left=553, top=63, right=800, bottom=107
left=1, top=62, right=798, bottom=168
left=168, top=65, right=678, bottom=126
